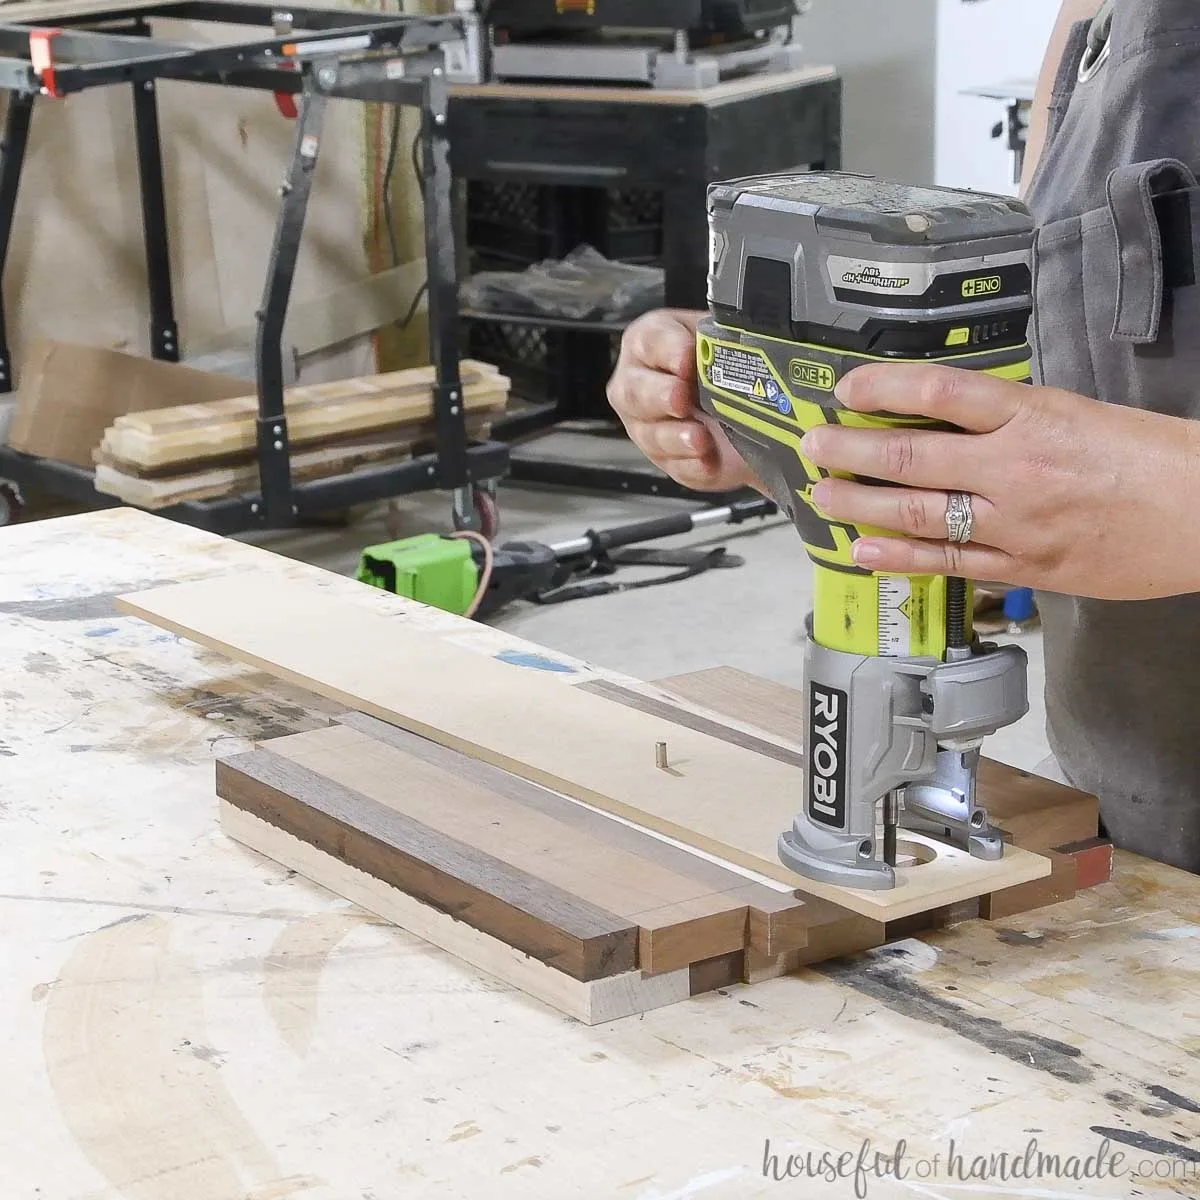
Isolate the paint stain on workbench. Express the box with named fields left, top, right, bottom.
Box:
left=0, top=588, right=152, bottom=622
left=164, top=682, right=321, bottom=742
left=1106, top=1086, right=1200, bottom=1121
left=1090, top=1127, right=1200, bottom=1163
left=244, top=1177, right=324, bottom=1199
left=43, top=913, right=291, bottom=1199
left=1138, top=924, right=1200, bottom=941
left=1148, top=1085, right=1200, bottom=1114
left=1023, top=969, right=1092, bottom=1001
left=23, top=652, right=63, bottom=676
left=501, top=1156, right=544, bottom=1173
left=817, top=957, right=1093, bottom=1084
left=994, top=928, right=1050, bottom=947
left=495, top=650, right=577, bottom=673
left=747, top=1069, right=836, bottom=1103
left=180, top=1041, right=226, bottom=1066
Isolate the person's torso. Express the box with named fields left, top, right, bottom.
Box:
left=1026, top=0, right=1200, bottom=871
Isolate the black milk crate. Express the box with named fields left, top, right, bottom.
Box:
left=465, top=317, right=623, bottom=415
left=465, top=180, right=665, bottom=270
left=466, top=318, right=555, bottom=401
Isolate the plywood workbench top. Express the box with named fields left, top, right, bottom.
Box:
left=449, top=65, right=839, bottom=108
left=2, top=508, right=1199, bottom=1200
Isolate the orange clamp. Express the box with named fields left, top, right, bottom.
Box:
left=29, top=27, right=64, bottom=98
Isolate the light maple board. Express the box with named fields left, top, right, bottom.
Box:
left=100, top=369, right=507, bottom=472
left=220, top=803, right=692, bottom=1025
left=117, top=573, right=1051, bottom=921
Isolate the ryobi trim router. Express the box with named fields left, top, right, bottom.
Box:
left=697, top=171, right=1032, bottom=890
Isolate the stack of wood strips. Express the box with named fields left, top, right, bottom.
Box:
left=93, top=360, right=510, bottom=508
left=216, top=678, right=1112, bottom=1023
left=115, top=571, right=1114, bottom=1025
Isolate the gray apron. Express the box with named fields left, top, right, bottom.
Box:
left=1026, top=0, right=1200, bottom=872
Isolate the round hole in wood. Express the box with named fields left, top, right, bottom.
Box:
left=895, top=840, right=938, bottom=870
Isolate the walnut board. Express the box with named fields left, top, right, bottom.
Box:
left=217, top=714, right=819, bottom=978
left=118, top=573, right=1052, bottom=921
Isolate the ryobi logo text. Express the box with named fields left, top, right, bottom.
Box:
left=962, top=274, right=1002, bottom=298
left=840, top=264, right=911, bottom=291
left=808, top=683, right=848, bottom=829
left=789, top=359, right=836, bottom=393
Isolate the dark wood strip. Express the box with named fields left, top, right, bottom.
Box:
left=1056, top=837, right=1115, bottom=890
left=980, top=849, right=1078, bottom=921
left=689, top=951, right=745, bottom=996
left=217, top=750, right=638, bottom=982
left=336, top=710, right=810, bottom=958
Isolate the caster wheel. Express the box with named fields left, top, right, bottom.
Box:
left=0, top=481, right=23, bottom=527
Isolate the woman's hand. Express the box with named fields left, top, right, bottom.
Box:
left=802, top=362, right=1200, bottom=600
left=608, top=309, right=759, bottom=492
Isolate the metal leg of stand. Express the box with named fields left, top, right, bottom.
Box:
left=420, top=69, right=474, bottom=529
left=254, top=75, right=328, bottom=527
left=0, top=93, right=33, bottom=395
left=662, top=181, right=709, bottom=309
left=131, top=78, right=179, bottom=362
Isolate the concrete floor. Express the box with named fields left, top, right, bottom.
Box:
left=250, top=433, right=1052, bottom=774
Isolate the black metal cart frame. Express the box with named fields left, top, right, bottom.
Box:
left=0, top=0, right=506, bottom=533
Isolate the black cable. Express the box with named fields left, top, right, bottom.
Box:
left=397, top=280, right=430, bottom=330
left=411, top=126, right=425, bottom=193
left=382, top=107, right=403, bottom=269
left=375, top=0, right=430, bottom=332
left=380, top=116, right=429, bottom=329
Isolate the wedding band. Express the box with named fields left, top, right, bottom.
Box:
left=945, top=492, right=975, bottom=545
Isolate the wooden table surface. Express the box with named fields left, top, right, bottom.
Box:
left=449, top=66, right=840, bottom=109
left=3, top=509, right=1199, bottom=1200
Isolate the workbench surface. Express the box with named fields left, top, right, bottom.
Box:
left=3, top=509, right=1199, bottom=1200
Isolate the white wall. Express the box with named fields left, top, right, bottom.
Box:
left=801, top=0, right=938, bottom=184
left=934, top=0, right=1059, bottom=194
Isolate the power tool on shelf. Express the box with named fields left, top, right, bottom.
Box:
left=696, top=171, right=1032, bottom=890
left=480, top=0, right=808, bottom=90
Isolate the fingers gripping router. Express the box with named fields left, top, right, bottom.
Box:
left=696, top=172, right=1031, bottom=890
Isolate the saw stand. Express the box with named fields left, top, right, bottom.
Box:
left=0, top=1, right=506, bottom=534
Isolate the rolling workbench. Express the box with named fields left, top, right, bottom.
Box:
left=3, top=508, right=1200, bottom=1199
left=0, top=0, right=507, bottom=534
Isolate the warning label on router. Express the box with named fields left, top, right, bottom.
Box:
left=707, top=344, right=790, bottom=414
